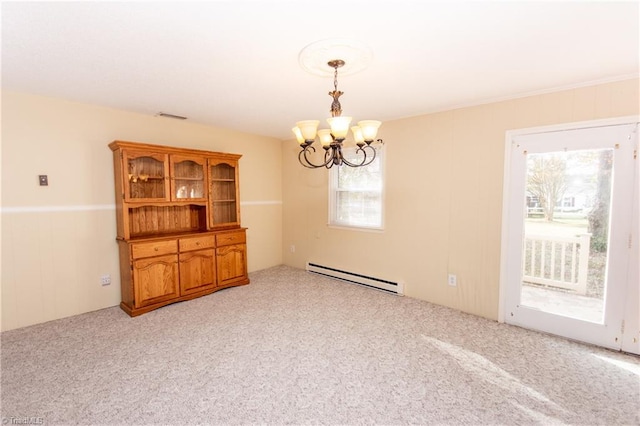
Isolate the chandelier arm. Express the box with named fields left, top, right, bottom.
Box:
left=298, top=146, right=321, bottom=169
left=324, top=148, right=336, bottom=169
left=340, top=145, right=378, bottom=167
left=298, top=145, right=334, bottom=169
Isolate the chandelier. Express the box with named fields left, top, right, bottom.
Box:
left=292, top=59, right=383, bottom=169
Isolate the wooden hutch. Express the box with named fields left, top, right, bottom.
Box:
left=109, top=140, right=249, bottom=316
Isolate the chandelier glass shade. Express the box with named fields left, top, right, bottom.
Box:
left=292, top=59, right=383, bottom=169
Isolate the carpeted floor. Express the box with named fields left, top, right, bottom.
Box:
left=1, top=265, right=639, bottom=425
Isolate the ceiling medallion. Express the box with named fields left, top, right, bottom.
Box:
left=298, top=38, right=373, bottom=77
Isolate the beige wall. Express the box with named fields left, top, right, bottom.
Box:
left=282, top=78, right=640, bottom=320
left=1, top=91, right=283, bottom=331
left=3, top=78, right=638, bottom=331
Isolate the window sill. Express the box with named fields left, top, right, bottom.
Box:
left=327, top=223, right=384, bottom=233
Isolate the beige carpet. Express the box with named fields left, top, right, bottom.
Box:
left=1, top=265, right=639, bottom=425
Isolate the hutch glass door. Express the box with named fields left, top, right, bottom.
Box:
left=209, top=161, right=238, bottom=227
left=170, top=155, right=207, bottom=201
left=124, top=151, right=169, bottom=202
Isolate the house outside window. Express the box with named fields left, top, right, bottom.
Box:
left=563, top=196, right=575, bottom=208
left=329, top=147, right=384, bottom=230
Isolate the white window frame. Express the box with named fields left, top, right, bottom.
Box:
left=328, top=146, right=385, bottom=231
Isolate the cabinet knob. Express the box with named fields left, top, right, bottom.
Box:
left=196, top=242, right=200, bottom=246
left=154, top=247, right=159, bottom=251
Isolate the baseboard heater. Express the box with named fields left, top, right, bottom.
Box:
left=306, top=262, right=404, bottom=295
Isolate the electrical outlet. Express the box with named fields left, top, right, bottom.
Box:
left=290, top=245, right=296, bottom=253
left=447, top=274, right=457, bottom=287
left=100, top=274, right=111, bottom=286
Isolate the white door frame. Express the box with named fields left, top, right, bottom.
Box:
left=622, top=135, right=640, bottom=354
left=499, top=115, right=639, bottom=352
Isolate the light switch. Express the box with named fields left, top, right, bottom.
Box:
left=38, top=175, right=48, bottom=186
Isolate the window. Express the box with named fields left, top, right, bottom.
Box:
left=329, top=147, right=384, bottom=229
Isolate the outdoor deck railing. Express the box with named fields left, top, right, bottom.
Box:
left=522, top=233, right=591, bottom=295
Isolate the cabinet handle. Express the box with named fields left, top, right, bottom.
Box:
left=154, top=247, right=159, bottom=252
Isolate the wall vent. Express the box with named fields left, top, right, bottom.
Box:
left=306, top=262, right=403, bottom=295
left=155, top=112, right=187, bottom=120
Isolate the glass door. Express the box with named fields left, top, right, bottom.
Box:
left=123, top=151, right=170, bottom=202
left=209, top=160, right=239, bottom=227
left=504, top=122, right=638, bottom=352
left=170, top=155, right=207, bottom=202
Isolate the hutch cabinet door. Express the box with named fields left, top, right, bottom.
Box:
left=216, top=244, right=248, bottom=286
left=132, top=254, right=180, bottom=308
left=208, top=159, right=240, bottom=228
left=170, top=155, right=207, bottom=202
left=179, top=249, right=216, bottom=295
left=123, top=150, right=170, bottom=202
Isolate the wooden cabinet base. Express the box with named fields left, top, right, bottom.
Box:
left=117, top=230, right=250, bottom=317
left=119, top=279, right=250, bottom=317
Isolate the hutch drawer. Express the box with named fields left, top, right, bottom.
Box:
left=216, top=231, right=246, bottom=247
left=131, top=239, right=177, bottom=259
left=179, top=235, right=215, bottom=252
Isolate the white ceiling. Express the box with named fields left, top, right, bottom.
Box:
left=2, top=1, right=639, bottom=141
